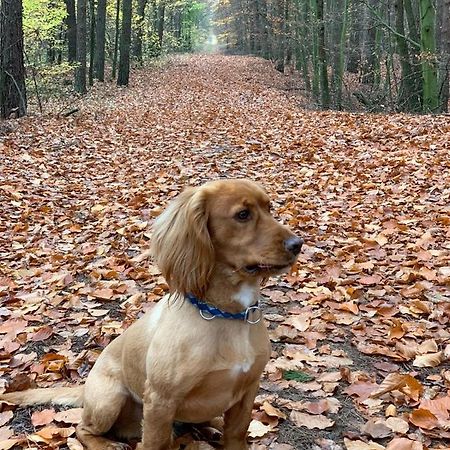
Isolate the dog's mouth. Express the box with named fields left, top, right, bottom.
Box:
left=243, top=263, right=290, bottom=275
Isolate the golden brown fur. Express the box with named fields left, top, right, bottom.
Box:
left=0, top=179, right=302, bottom=450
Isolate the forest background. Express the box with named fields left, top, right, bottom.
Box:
left=1, top=0, right=450, bottom=117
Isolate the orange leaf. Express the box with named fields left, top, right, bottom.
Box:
left=31, top=408, right=55, bottom=426
left=409, top=408, right=438, bottom=430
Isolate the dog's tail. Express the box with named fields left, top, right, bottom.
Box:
left=0, top=386, right=84, bottom=407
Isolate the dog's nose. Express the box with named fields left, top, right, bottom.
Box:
left=284, top=236, right=304, bottom=255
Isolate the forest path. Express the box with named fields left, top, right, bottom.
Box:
left=1, top=54, right=450, bottom=449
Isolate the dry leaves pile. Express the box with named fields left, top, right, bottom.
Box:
left=0, top=55, right=449, bottom=450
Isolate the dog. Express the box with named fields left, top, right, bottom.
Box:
left=1, top=179, right=303, bottom=450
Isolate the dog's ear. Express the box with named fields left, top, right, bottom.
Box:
left=151, top=187, right=214, bottom=298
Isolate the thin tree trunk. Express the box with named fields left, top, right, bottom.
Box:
left=117, top=0, right=132, bottom=86
left=74, top=0, right=87, bottom=93
left=347, top=1, right=362, bottom=73
left=88, top=0, right=96, bottom=86
left=404, top=0, right=423, bottom=107
left=419, top=0, right=438, bottom=111
left=395, top=0, right=419, bottom=111
left=334, top=0, right=349, bottom=109
left=275, top=0, right=285, bottom=72
left=94, top=0, right=107, bottom=80
left=64, top=0, right=77, bottom=62
left=438, top=0, right=450, bottom=111
left=133, top=0, right=148, bottom=62
left=112, top=0, right=121, bottom=79
left=361, top=0, right=377, bottom=85
left=157, top=2, right=166, bottom=50
left=0, top=0, right=27, bottom=118
left=316, top=0, right=329, bottom=108
left=310, top=0, right=319, bottom=99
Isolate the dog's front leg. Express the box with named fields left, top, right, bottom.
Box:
left=223, top=381, right=260, bottom=450
left=136, top=381, right=177, bottom=450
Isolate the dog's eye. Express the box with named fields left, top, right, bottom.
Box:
left=235, top=209, right=251, bottom=221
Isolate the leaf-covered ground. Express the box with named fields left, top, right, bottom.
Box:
left=0, top=54, right=449, bottom=450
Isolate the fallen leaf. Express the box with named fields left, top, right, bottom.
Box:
left=290, top=411, right=334, bottom=429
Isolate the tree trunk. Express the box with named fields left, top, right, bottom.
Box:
left=133, top=0, right=148, bottom=62
left=438, top=0, right=450, bottom=111
left=0, top=0, right=27, bottom=118
left=88, top=0, right=96, bottom=86
left=419, top=0, right=439, bottom=111
left=333, top=0, right=349, bottom=109
left=157, top=2, right=166, bottom=50
left=347, top=1, right=362, bottom=73
left=316, top=0, right=329, bottom=108
left=112, top=0, right=121, bottom=79
left=394, top=0, right=419, bottom=111
left=64, top=0, right=77, bottom=62
left=404, top=0, right=423, bottom=107
left=361, top=0, right=377, bottom=85
left=274, top=0, right=285, bottom=72
left=117, top=0, right=132, bottom=86
left=74, top=0, right=87, bottom=94
left=94, top=0, right=107, bottom=80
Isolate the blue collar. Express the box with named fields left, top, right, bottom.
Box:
left=186, top=293, right=262, bottom=324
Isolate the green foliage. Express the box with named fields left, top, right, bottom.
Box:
left=23, top=0, right=67, bottom=42
left=26, top=62, right=74, bottom=104
left=282, top=370, right=315, bottom=382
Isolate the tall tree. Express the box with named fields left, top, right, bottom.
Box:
left=419, top=0, right=438, bottom=111
left=117, top=0, right=132, bottom=86
left=157, top=1, right=166, bottom=50
left=133, top=0, right=148, bottom=62
left=74, top=0, right=87, bottom=93
left=112, top=0, right=121, bottom=79
left=64, top=0, right=77, bottom=62
left=94, top=0, right=107, bottom=80
left=310, top=0, right=320, bottom=100
left=438, top=0, right=450, bottom=111
left=332, top=0, right=349, bottom=109
left=0, top=0, right=27, bottom=118
left=316, top=0, right=329, bottom=108
left=395, top=0, right=420, bottom=111
left=88, top=0, right=96, bottom=86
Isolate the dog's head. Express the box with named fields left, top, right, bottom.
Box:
left=151, top=179, right=303, bottom=297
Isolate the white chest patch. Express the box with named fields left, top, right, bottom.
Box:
left=231, top=360, right=253, bottom=375
left=232, top=283, right=257, bottom=308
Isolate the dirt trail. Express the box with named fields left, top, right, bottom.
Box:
left=1, top=54, right=449, bottom=449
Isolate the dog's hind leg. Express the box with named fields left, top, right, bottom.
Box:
left=76, top=365, right=130, bottom=450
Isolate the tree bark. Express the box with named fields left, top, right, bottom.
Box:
left=117, top=0, right=132, bottom=86
left=361, top=0, right=378, bottom=85
left=157, top=1, right=166, bottom=50
left=133, top=0, right=148, bottom=62
left=333, top=0, right=349, bottom=109
left=419, top=0, right=439, bottom=111
left=0, top=0, right=27, bottom=118
left=395, top=0, right=420, bottom=111
left=88, top=0, right=96, bottom=86
left=94, top=0, right=107, bottom=80
left=64, top=0, right=77, bottom=62
left=316, top=0, right=329, bottom=108
left=274, top=0, right=285, bottom=72
left=112, top=0, right=121, bottom=79
left=438, top=0, right=450, bottom=111
left=74, top=0, right=87, bottom=94
left=404, top=0, right=423, bottom=107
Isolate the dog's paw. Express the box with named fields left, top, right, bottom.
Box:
left=104, top=443, right=131, bottom=450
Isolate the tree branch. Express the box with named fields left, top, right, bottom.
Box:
left=362, top=0, right=421, bottom=50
